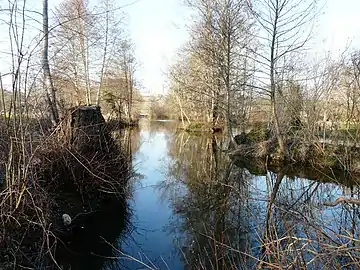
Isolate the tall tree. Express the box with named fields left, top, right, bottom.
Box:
left=169, top=0, right=254, bottom=136
left=51, top=0, right=93, bottom=107
left=96, top=0, right=110, bottom=105
left=249, top=0, right=317, bottom=158
left=43, top=0, right=59, bottom=123
left=117, top=39, right=136, bottom=121
left=51, top=0, right=130, bottom=109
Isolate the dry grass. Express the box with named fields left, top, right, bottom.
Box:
left=231, top=133, right=360, bottom=176
left=0, top=111, right=131, bottom=268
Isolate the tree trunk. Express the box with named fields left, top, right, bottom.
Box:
left=271, top=95, right=286, bottom=158
left=96, top=0, right=109, bottom=106
left=128, top=72, right=133, bottom=121
left=225, top=15, right=235, bottom=147
left=174, top=91, right=190, bottom=127
left=269, top=2, right=286, bottom=159
left=124, top=66, right=130, bottom=121
left=42, top=0, right=59, bottom=124
left=77, top=2, right=91, bottom=105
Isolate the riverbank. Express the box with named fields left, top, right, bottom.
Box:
left=0, top=106, right=131, bottom=269
left=106, top=118, right=139, bottom=131
left=230, top=128, right=360, bottom=176
left=178, top=121, right=224, bottom=133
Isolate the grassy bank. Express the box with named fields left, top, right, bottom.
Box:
left=230, top=126, right=360, bottom=176
left=178, top=121, right=224, bottom=133
left=0, top=107, right=131, bottom=268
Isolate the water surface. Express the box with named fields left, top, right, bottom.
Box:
left=61, top=120, right=360, bottom=269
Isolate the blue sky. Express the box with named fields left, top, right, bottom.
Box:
left=123, top=0, right=192, bottom=95
left=122, top=0, right=360, bottom=94
left=1, top=0, right=360, bottom=94
left=317, top=0, right=360, bottom=53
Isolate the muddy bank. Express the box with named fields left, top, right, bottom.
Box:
left=0, top=106, right=132, bottom=269
left=231, top=129, right=360, bottom=176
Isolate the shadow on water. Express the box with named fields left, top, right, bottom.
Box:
left=55, top=200, right=131, bottom=270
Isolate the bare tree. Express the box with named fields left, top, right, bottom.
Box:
left=51, top=0, right=128, bottom=109
left=248, top=0, right=317, bottom=158
left=51, top=0, right=93, bottom=107
left=43, top=0, right=59, bottom=123
left=117, top=39, right=137, bottom=121
left=96, top=0, right=110, bottom=105
left=76, top=0, right=92, bottom=105
left=169, top=0, right=254, bottom=136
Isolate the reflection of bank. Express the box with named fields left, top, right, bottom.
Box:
left=138, top=119, right=179, bottom=133
left=138, top=118, right=150, bottom=130
left=233, top=157, right=357, bottom=187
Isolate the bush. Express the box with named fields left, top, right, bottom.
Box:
left=0, top=106, right=132, bottom=268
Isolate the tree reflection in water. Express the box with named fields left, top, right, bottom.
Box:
left=158, top=131, right=360, bottom=269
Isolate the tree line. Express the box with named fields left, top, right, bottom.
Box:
left=1, top=0, right=141, bottom=125
left=0, top=1, right=141, bottom=267
left=159, top=0, right=360, bottom=159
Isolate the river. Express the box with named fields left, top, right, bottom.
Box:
left=59, top=120, right=360, bottom=269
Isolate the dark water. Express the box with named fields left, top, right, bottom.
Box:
left=60, top=120, right=360, bottom=269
